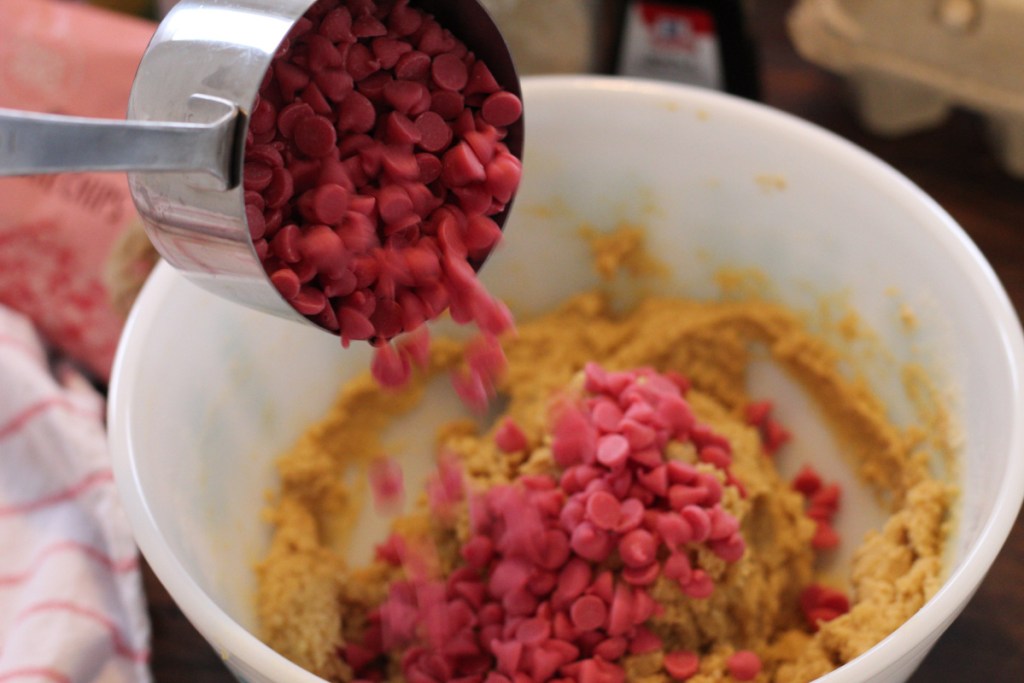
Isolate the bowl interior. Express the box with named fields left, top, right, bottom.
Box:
left=110, top=76, right=1024, bottom=683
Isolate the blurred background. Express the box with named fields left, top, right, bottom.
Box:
left=2, top=0, right=1022, bottom=681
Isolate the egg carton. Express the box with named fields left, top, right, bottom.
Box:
left=787, top=0, right=1024, bottom=178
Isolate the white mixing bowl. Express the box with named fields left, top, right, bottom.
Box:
left=109, top=76, right=1024, bottom=683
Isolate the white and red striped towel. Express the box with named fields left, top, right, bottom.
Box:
left=0, top=304, right=151, bottom=683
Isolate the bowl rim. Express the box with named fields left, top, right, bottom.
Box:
left=109, top=258, right=326, bottom=683
left=109, top=74, right=1024, bottom=682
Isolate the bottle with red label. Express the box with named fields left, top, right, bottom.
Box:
left=611, top=0, right=760, bottom=99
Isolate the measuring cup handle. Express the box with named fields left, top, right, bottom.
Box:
left=0, top=94, right=244, bottom=189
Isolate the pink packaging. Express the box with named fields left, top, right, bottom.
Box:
left=0, top=0, right=156, bottom=381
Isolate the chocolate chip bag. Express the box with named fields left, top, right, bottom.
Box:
left=0, top=0, right=157, bottom=381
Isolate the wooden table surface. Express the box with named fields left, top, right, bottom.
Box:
left=143, top=0, right=1024, bottom=680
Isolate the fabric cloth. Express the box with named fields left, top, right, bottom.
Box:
left=0, top=304, right=151, bottom=683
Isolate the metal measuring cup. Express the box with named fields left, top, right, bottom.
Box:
left=0, top=0, right=523, bottom=330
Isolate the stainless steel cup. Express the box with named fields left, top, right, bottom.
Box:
left=0, top=0, right=522, bottom=330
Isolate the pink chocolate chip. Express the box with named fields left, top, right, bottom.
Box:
left=618, top=528, right=657, bottom=568
left=431, top=89, right=465, bottom=119
left=395, top=49, right=431, bottom=80
left=319, top=7, right=353, bottom=41
left=681, top=569, right=715, bottom=599
left=621, top=561, right=660, bottom=587
left=461, top=535, right=494, bottom=570
left=377, top=183, right=414, bottom=224
left=569, top=594, right=607, bottom=632
left=316, top=68, right=355, bottom=101
left=570, top=522, right=612, bottom=563
left=293, top=115, right=337, bottom=157
left=298, top=224, right=347, bottom=277
left=711, top=532, right=747, bottom=563
left=699, top=445, right=732, bottom=469
left=630, top=626, right=663, bottom=655
left=369, top=456, right=404, bottom=508
left=636, top=465, right=669, bottom=497
left=551, top=404, right=597, bottom=468
left=656, top=512, right=693, bottom=548
left=246, top=204, right=267, bottom=240
left=274, top=61, right=309, bottom=101
left=709, top=507, right=741, bottom=540
left=535, top=528, right=571, bottom=571
left=371, top=342, right=412, bottom=388
left=415, top=111, right=454, bottom=152
left=290, top=286, right=327, bottom=315
left=530, top=645, right=568, bottom=681
left=384, top=79, right=430, bottom=115
left=663, top=553, right=693, bottom=586
left=465, top=59, right=500, bottom=95
left=373, top=36, right=412, bottom=68
left=606, top=582, right=634, bottom=637
left=441, top=142, right=487, bottom=186
left=727, top=651, right=762, bottom=681
left=669, top=484, right=707, bottom=510
left=590, top=398, right=624, bottom=433
left=490, top=639, right=522, bottom=676
left=337, top=91, right=377, bottom=134
left=667, top=461, right=698, bottom=485
left=303, top=183, right=350, bottom=224
left=596, top=434, right=630, bottom=469
left=272, top=224, right=302, bottom=262
left=552, top=558, right=591, bottom=609
left=244, top=162, right=273, bottom=192
left=397, top=326, right=431, bottom=368
left=584, top=491, right=621, bottom=531
left=615, top=498, right=645, bottom=533
left=339, top=307, right=375, bottom=346
left=432, top=52, right=469, bottom=91
left=593, top=637, right=627, bottom=662
left=515, top=617, right=551, bottom=645
left=480, top=92, right=522, bottom=128
left=494, top=417, right=528, bottom=453
left=681, top=505, right=712, bottom=542
left=250, top=98, right=277, bottom=135
left=270, top=268, right=301, bottom=300
left=664, top=651, right=700, bottom=680
left=589, top=571, right=614, bottom=603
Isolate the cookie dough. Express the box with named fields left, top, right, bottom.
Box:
left=256, top=289, right=953, bottom=683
